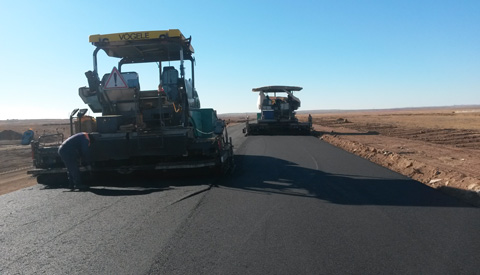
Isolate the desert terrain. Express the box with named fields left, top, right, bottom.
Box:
left=1, top=107, right=479, bottom=206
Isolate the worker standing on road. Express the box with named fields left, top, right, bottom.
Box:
left=58, top=132, right=92, bottom=190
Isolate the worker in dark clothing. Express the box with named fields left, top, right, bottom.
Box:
left=58, top=132, right=92, bottom=190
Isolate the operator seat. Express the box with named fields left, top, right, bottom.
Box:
left=162, top=66, right=179, bottom=102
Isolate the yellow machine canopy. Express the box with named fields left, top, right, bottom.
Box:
left=89, top=29, right=194, bottom=62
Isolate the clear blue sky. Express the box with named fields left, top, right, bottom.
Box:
left=0, top=0, right=478, bottom=119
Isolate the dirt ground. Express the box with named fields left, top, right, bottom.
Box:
left=1, top=109, right=480, bottom=207
left=0, top=119, right=69, bottom=195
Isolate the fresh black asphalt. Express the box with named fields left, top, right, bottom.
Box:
left=1, top=124, right=479, bottom=274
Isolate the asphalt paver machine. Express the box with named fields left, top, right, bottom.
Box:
left=29, top=30, right=234, bottom=182
left=244, top=86, right=312, bottom=135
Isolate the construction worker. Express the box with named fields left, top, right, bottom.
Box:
left=58, top=132, right=92, bottom=190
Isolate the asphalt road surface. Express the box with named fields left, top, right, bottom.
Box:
left=1, top=124, right=479, bottom=274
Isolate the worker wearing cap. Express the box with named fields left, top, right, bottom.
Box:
left=58, top=132, right=92, bottom=190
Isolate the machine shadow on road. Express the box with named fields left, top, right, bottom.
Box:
left=39, top=168, right=220, bottom=197
left=218, top=155, right=475, bottom=208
